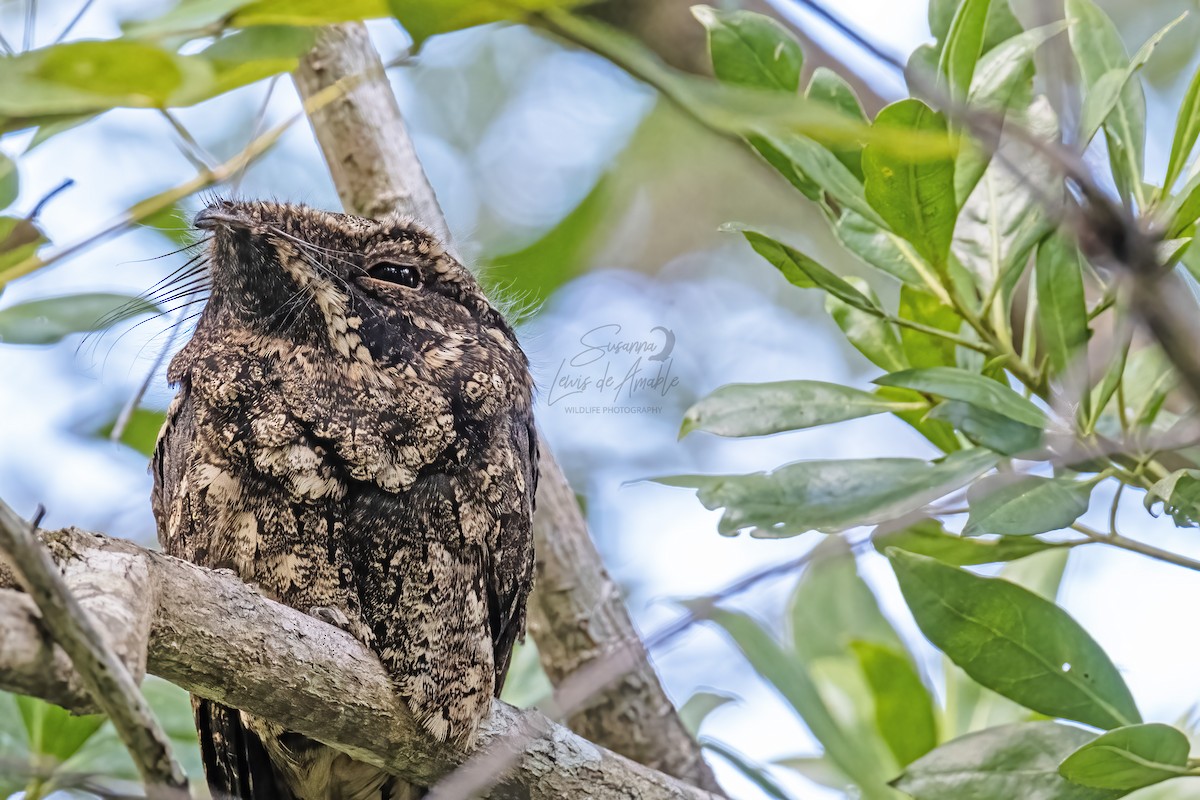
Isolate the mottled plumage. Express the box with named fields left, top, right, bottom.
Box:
left=151, top=201, right=537, bottom=800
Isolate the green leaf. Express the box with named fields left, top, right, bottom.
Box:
left=0, top=293, right=158, bottom=345
left=758, top=134, right=886, bottom=226
left=826, top=278, right=908, bottom=373
left=834, top=212, right=929, bottom=286
left=680, top=380, right=923, bottom=438
left=139, top=204, right=195, bottom=249
left=97, top=408, right=167, bottom=458
left=0, top=153, right=16, bottom=210
left=0, top=217, right=46, bottom=274
left=863, top=100, right=957, bottom=269
left=965, top=474, right=1093, bottom=536
left=879, top=385, right=963, bottom=454
left=888, top=550, right=1142, bottom=730
left=742, top=230, right=882, bottom=313
left=1036, top=235, right=1091, bottom=383
left=705, top=609, right=894, bottom=798
left=678, top=691, right=737, bottom=738
left=938, top=0, right=991, bottom=99
left=1059, top=723, right=1191, bottom=791
left=656, top=448, right=997, bottom=537
left=968, top=22, right=1068, bottom=109
left=929, top=0, right=1022, bottom=55
left=897, top=286, right=962, bottom=368
left=873, top=517, right=1071, bottom=565
left=694, top=6, right=803, bottom=92
left=15, top=695, right=106, bottom=764
left=238, top=0, right=390, bottom=26
left=875, top=366, right=1045, bottom=428
left=1144, top=469, right=1200, bottom=528
left=927, top=399, right=1042, bottom=455
left=178, top=26, right=317, bottom=104
left=806, top=68, right=867, bottom=179
left=895, top=721, right=1120, bottom=800
left=849, top=640, right=938, bottom=768
left=1065, top=0, right=1147, bottom=201
left=1165, top=62, right=1200, bottom=192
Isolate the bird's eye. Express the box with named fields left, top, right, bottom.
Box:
left=368, top=262, right=420, bottom=288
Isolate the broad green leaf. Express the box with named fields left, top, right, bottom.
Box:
left=706, top=609, right=894, bottom=798
left=879, top=385, right=963, bottom=454
left=0, top=293, right=158, bottom=345
left=927, top=398, right=1042, bottom=455
left=656, top=448, right=997, bottom=537
left=678, top=691, right=737, bottom=737
left=888, top=550, right=1141, bottom=730
left=849, top=640, right=938, bottom=768
left=897, top=286, right=961, bottom=369
left=789, top=536, right=906, bottom=663
left=694, top=6, right=803, bottom=92
left=0, top=217, right=46, bottom=273
left=1076, top=14, right=1183, bottom=149
left=873, top=517, right=1072, bottom=566
left=807, top=67, right=867, bottom=179
left=1066, top=0, right=1146, bottom=203
left=239, top=0, right=389, bottom=26
left=390, top=0, right=580, bottom=46
left=97, top=408, right=167, bottom=458
left=826, top=278, right=908, bottom=373
left=0, top=153, right=16, bottom=210
left=929, top=0, right=1022, bottom=55
left=875, top=366, right=1045, bottom=428
left=938, top=0, right=991, bottom=99
left=965, top=474, right=1093, bottom=536
left=15, top=695, right=106, bottom=764
left=1165, top=62, right=1200, bottom=192
left=863, top=100, right=957, bottom=270
left=895, top=721, right=1119, bottom=800
left=968, top=22, right=1069, bottom=109
left=1059, top=723, right=1191, bottom=791
left=701, top=738, right=794, bottom=800
left=1145, top=469, right=1200, bottom=527
left=757, top=134, right=886, bottom=226
left=834, top=212, right=929, bottom=287
left=743, top=230, right=883, bottom=314
left=123, top=0, right=247, bottom=37
left=177, top=26, right=317, bottom=103
left=680, top=380, right=922, bottom=438
left=1036, top=235, right=1091, bottom=383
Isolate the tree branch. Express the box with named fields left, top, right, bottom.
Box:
left=0, top=523, right=719, bottom=800
left=0, top=503, right=186, bottom=798
left=291, top=24, right=720, bottom=793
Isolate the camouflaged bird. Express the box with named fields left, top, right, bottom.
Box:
left=151, top=200, right=537, bottom=800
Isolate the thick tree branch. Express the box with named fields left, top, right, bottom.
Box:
left=0, top=524, right=718, bottom=800
left=291, top=24, right=720, bottom=793
left=0, top=504, right=185, bottom=798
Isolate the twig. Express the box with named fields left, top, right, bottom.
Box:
left=1070, top=522, right=1200, bottom=572
left=53, top=0, right=96, bottom=44
left=159, top=110, right=216, bottom=170
left=0, top=502, right=187, bottom=797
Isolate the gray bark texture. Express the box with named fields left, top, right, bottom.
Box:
left=0, top=525, right=720, bottom=800
left=291, top=23, right=721, bottom=794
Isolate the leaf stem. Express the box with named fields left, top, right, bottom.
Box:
left=1070, top=522, right=1200, bottom=572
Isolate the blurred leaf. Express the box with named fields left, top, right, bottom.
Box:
left=938, top=0, right=991, bottom=100
left=705, top=608, right=894, bottom=798
left=929, top=0, right=1022, bottom=55
left=1077, top=14, right=1183, bottom=149
left=139, top=204, right=195, bottom=249
left=927, top=398, right=1042, bottom=455
left=968, top=22, right=1068, bottom=109
left=888, top=550, right=1141, bottom=730
left=863, top=100, right=957, bottom=270
left=0, top=154, right=17, bottom=210
left=0, top=217, right=45, bottom=273
left=0, top=293, right=158, bottom=345
left=897, top=286, right=961, bottom=369
left=180, top=26, right=317, bottom=103
left=1065, top=0, right=1146, bottom=201
left=756, top=134, right=886, bottom=225
left=1059, top=723, right=1191, bottom=791
left=98, top=408, right=167, bottom=457
left=702, top=738, right=794, bottom=800
left=876, top=366, right=1045, bottom=428
left=773, top=755, right=849, bottom=790
left=694, top=6, right=802, bottom=92
left=123, top=0, right=249, bottom=37
left=655, top=448, right=997, bottom=537
left=742, top=230, right=882, bottom=314
left=392, top=0, right=582, bottom=46
left=835, top=212, right=931, bottom=286
left=15, top=696, right=106, bottom=765
left=850, top=640, right=938, bottom=768
left=1166, top=172, right=1200, bottom=237
left=1036, top=235, right=1091, bottom=383
left=826, top=278, right=908, bottom=373
left=895, top=721, right=1118, bottom=800
left=807, top=68, right=867, bottom=179
left=1165, top=61, right=1200, bottom=192
left=679, top=691, right=737, bottom=738
left=874, top=517, right=1072, bottom=565
left=964, top=474, right=1093, bottom=536
left=497, top=640, right=552, bottom=709
left=1144, top=469, right=1200, bottom=527
left=680, top=380, right=923, bottom=438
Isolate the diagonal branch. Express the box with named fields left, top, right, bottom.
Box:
left=291, top=23, right=721, bottom=793
left=0, top=520, right=719, bottom=800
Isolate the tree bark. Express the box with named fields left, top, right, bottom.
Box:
left=0, top=526, right=718, bottom=800
left=291, top=24, right=721, bottom=794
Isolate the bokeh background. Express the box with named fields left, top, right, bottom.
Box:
left=2, top=1, right=1200, bottom=797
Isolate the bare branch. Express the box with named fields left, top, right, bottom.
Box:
left=0, top=502, right=186, bottom=798
left=291, top=24, right=720, bottom=793
left=0, top=523, right=719, bottom=800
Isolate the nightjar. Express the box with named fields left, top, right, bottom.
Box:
left=151, top=200, right=537, bottom=800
